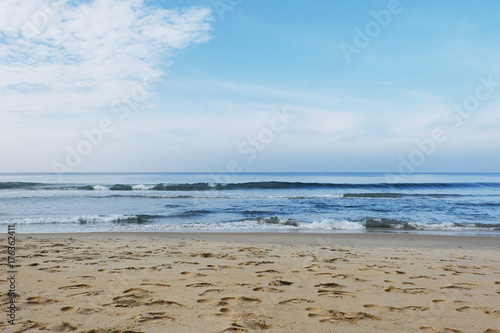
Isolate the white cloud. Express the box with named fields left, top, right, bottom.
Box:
left=0, top=0, right=213, bottom=114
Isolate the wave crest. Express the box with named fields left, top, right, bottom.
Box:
left=0, top=214, right=157, bottom=225
left=4, top=181, right=500, bottom=191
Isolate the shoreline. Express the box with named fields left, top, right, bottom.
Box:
left=22, top=231, right=500, bottom=248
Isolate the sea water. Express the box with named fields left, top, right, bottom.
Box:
left=1, top=172, right=499, bottom=236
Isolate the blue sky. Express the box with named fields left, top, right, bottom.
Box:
left=1, top=0, right=499, bottom=172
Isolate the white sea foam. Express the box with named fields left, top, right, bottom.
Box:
left=403, top=222, right=483, bottom=230
left=300, top=219, right=365, bottom=230
left=93, top=185, right=109, bottom=191
left=0, top=214, right=138, bottom=225
left=140, top=219, right=367, bottom=231
left=132, top=184, right=154, bottom=190
left=3, top=214, right=498, bottom=233
left=312, top=194, right=340, bottom=198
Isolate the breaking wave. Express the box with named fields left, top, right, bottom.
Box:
left=0, top=214, right=159, bottom=225
left=2, top=213, right=499, bottom=232
left=3, top=181, right=500, bottom=191
left=340, top=193, right=463, bottom=198
left=0, top=182, right=41, bottom=189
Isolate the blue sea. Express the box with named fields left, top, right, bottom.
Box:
left=1, top=172, right=499, bottom=236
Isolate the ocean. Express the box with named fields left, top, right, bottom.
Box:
left=1, top=172, right=499, bottom=236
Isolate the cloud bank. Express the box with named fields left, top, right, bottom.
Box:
left=0, top=0, right=213, bottom=114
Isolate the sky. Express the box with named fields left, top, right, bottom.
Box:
left=1, top=0, right=500, bottom=173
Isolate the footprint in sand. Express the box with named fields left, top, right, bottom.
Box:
left=85, top=328, right=148, bottom=333
left=231, top=313, right=271, bottom=330
left=107, top=288, right=182, bottom=308
left=384, top=270, right=406, bottom=275
left=419, top=327, right=463, bottom=333
left=123, top=288, right=152, bottom=295
left=314, top=282, right=344, bottom=288
left=39, top=266, right=62, bottom=273
left=199, top=267, right=220, bottom=271
left=148, top=300, right=184, bottom=307
left=174, top=261, right=199, bottom=265
left=278, top=298, right=315, bottom=305
left=134, top=312, right=175, bottom=323
left=76, top=307, right=101, bottom=314
left=196, top=297, right=262, bottom=308
left=313, top=282, right=354, bottom=298
left=15, top=320, right=49, bottom=331
left=355, top=277, right=368, bottom=282
left=331, top=274, right=353, bottom=279
left=410, top=275, right=437, bottom=280
left=220, top=327, right=248, bottom=332
left=454, top=305, right=500, bottom=317
left=440, top=283, right=478, bottom=290
left=317, top=290, right=356, bottom=298
left=253, top=287, right=284, bottom=293
left=255, top=269, right=281, bottom=274
left=26, top=296, right=60, bottom=304
left=186, top=282, right=215, bottom=287
left=323, top=257, right=348, bottom=263
left=304, top=264, right=321, bottom=272
left=220, top=296, right=262, bottom=304
left=203, top=311, right=270, bottom=331
left=140, top=282, right=170, bottom=287
left=456, top=306, right=476, bottom=313
left=432, top=299, right=472, bottom=309
left=66, top=276, right=96, bottom=281
left=59, top=284, right=91, bottom=290
left=363, top=304, right=429, bottom=312
left=109, top=296, right=143, bottom=308
left=484, top=309, right=500, bottom=317
left=385, top=285, right=432, bottom=294
left=195, top=273, right=208, bottom=277
left=47, top=322, right=78, bottom=332
left=269, top=280, right=293, bottom=286
left=61, top=306, right=76, bottom=312
left=233, top=283, right=255, bottom=287
left=306, top=307, right=380, bottom=324
left=198, top=313, right=230, bottom=319
left=199, top=289, right=224, bottom=296
left=197, top=299, right=210, bottom=303
left=238, top=261, right=274, bottom=266
left=191, top=253, right=215, bottom=258
left=60, top=306, right=100, bottom=314
left=66, top=290, right=103, bottom=297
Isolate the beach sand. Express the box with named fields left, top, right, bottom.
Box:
left=1, top=232, right=499, bottom=332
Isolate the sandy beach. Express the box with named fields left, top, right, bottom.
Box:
left=1, top=232, right=499, bottom=333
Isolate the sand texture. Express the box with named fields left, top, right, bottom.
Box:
left=1, top=233, right=499, bottom=332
